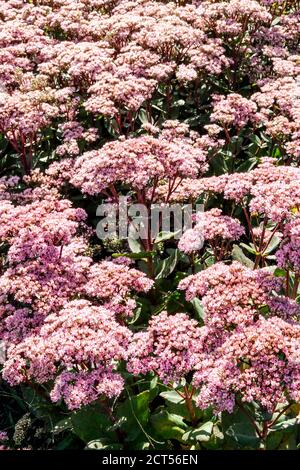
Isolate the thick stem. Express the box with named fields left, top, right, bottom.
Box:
left=292, top=274, right=300, bottom=300
left=253, top=217, right=268, bottom=269
left=184, top=385, right=197, bottom=425
left=269, top=404, right=292, bottom=428
left=190, top=252, right=195, bottom=274
left=242, top=206, right=257, bottom=251
left=286, top=269, right=290, bottom=297
left=147, top=256, right=154, bottom=279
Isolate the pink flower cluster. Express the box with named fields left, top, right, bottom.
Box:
left=0, top=0, right=238, bottom=173
left=0, top=86, right=59, bottom=173
left=3, top=300, right=132, bottom=409
left=169, top=159, right=300, bottom=223
left=84, top=260, right=153, bottom=317
left=0, top=179, right=153, bottom=349
left=70, top=121, right=211, bottom=200
left=178, top=261, right=282, bottom=329
left=178, top=208, right=244, bottom=256
left=50, top=368, right=125, bottom=410
left=0, top=189, right=92, bottom=317
left=0, top=432, right=8, bottom=443
left=253, top=70, right=300, bottom=159
left=194, top=317, right=300, bottom=413
left=211, top=94, right=259, bottom=130
left=2, top=0, right=296, bottom=175
left=277, top=215, right=300, bottom=274
left=127, top=311, right=202, bottom=384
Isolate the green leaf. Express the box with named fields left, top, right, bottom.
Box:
left=279, top=432, right=298, bottom=450
left=162, top=396, right=202, bottom=422
left=150, top=410, right=188, bottom=441
left=263, top=235, right=281, bottom=255
left=129, top=440, right=151, bottom=450
left=205, top=255, right=215, bottom=267
left=266, top=431, right=283, bottom=450
left=138, top=109, right=150, bottom=124
left=232, top=244, right=254, bottom=268
left=240, top=243, right=257, bottom=255
left=269, top=418, right=299, bottom=433
left=263, top=266, right=284, bottom=277
left=258, top=304, right=270, bottom=315
left=54, top=434, right=78, bottom=450
left=237, top=157, right=258, bottom=173
left=21, top=386, right=62, bottom=426
left=160, top=388, right=203, bottom=422
left=53, top=417, right=73, bottom=435
left=104, top=118, right=120, bottom=138
left=128, top=225, right=143, bottom=253
left=155, top=249, right=180, bottom=279
left=173, top=99, right=185, bottom=108
left=128, top=237, right=143, bottom=254
left=149, top=376, right=159, bottom=401
left=113, top=251, right=154, bottom=260
left=154, top=230, right=181, bottom=244
left=71, top=404, right=115, bottom=443
left=222, top=407, right=260, bottom=449
left=86, top=439, right=123, bottom=450
left=190, top=298, right=205, bottom=321
left=271, top=16, right=281, bottom=26
left=182, top=421, right=214, bottom=443
left=273, top=267, right=286, bottom=277
left=117, top=391, right=150, bottom=442
left=160, top=391, right=185, bottom=405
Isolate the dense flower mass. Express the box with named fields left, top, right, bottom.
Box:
left=178, top=208, right=244, bottom=257
left=50, top=368, right=125, bottom=410
left=211, top=94, right=259, bottom=130
left=178, top=261, right=284, bottom=328
left=277, top=215, right=300, bottom=273
left=127, top=311, right=202, bottom=383
left=70, top=122, right=211, bottom=200
left=1, top=0, right=300, bottom=452
left=3, top=300, right=132, bottom=409
left=194, top=317, right=300, bottom=413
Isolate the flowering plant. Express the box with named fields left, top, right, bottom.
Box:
left=1, top=0, right=300, bottom=452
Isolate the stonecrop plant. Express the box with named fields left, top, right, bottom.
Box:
left=0, top=0, right=300, bottom=451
